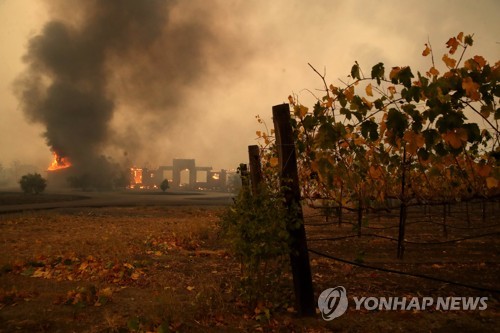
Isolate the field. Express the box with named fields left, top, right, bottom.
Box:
left=0, top=193, right=499, bottom=332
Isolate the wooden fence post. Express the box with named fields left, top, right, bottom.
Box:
left=248, top=145, right=263, bottom=196
left=272, top=103, right=315, bottom=317
left=239, top=163, right=249, bottom=190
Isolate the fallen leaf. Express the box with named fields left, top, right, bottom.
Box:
left=486, top=177, right=498, bottom=189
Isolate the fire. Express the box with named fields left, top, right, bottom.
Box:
left=130, top=167, right=143, bottom=185
left=48, top=152, right=71, bottom=171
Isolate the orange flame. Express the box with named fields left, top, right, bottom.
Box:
left=48, top=152, right=72, bottom=171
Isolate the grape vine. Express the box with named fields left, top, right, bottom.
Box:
left=258, top=32, right=499, bottom=213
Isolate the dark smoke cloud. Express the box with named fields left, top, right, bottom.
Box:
left=14, top=0, right=246, bottom=188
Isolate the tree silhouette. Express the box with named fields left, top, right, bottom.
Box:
left=19, top=173, right=47, bottom=194
left=160, top=179, right=170, bottom=192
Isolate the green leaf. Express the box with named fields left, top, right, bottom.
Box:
left=338, top=92, right=347, bottom=108
left=434, top=142, right=448, bottom=156
left=464, top=34, right=474, bottom=46
left=411, top=86, right=421, bottom=102
left=360, top=120, right=379, bottom=141
left=316, top=123, right=339, bottom=148
left=463, top=123, right=481, bottom=143
left=374, top=98, right=385, bottom=110
left=417, top=148, right=430, bottom=161
left=371, top=63, right=385, bottom=85
left=417, top=72, right=429, bottom=87
left=302, top=115, right=316, bottom=131
left=313, top=101, right=326, bottom=117
left=422, top=129, right=440, bottom=148
left=351, top=62, right=361, bottom=80
left=386, top=108, right=408, bottom=139
left=340, top=107, right=351, bottom=120
left=435, top=111, right=465, bottom=133
left=398, top=66, right=414, bottom=88
left=402, top=104, right=423, bottom=132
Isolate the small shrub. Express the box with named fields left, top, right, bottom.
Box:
left=19, top=173, right=47, bottom=194
left=160, top=179, right=170, bottom=192
left=219, top=183, right=291, bottom=304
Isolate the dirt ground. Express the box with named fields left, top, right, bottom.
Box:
left=0, top=197, right=498, bottom=332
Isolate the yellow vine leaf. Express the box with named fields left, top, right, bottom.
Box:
left=457, top=32, right=464, bottom=43
left=403, top=131, right=425, bottom=154
left=379, top=115, right=387, bottom=138
left=365, top=83, right=373, bottom=97
left=329, top=84, right=339, bottom=94
left=294, top=105, right=308, bottom=118
left=442, top=54, right=457, bottom=68
left=443, top=129, right=468, bottom=149
left=446, top=37, right=460, bottom=54
left=387, top=86, right=396, bottom=99
left=362, top=97, right=373, bottom=109
left=344, top=86, right=355, bottom=102
left=270, top=157, right=279, bottom=167
left=256, top=131, right=262, bottom=138
left=422, top=44, right=431, bottom=56
left=426, top=67, right=439, bottom=77
left=389, top=67, right=401, bottom=81
left=465, top=56, right=487, bottom=71
left=462, top=77, right=481, bottom=101
left=473, top=55, right=487, bottom=69
left=325, top=96, right=334, bottom=108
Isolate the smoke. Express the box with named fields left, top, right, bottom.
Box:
left=14, top=0, right=246, bottom=188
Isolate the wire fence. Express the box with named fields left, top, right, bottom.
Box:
left=303, top=198, right=500, bottom=294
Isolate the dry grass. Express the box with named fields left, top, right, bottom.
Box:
left=0, top=205, right=498, bottom=332
left=0, top=206, right=247, bottom=332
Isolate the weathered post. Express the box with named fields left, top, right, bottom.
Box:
left=272, top=103, right=315, bottom=317
left=239, top=163, right=249, bottom=189
left=248, top=145, right=263, bottom=196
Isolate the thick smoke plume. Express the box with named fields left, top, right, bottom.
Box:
left=15, top=0, right=243, bottom=188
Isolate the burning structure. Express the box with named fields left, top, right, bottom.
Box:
left=130, top=159, right=227, bottom=191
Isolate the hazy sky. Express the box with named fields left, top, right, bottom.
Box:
left=1, top=0, right=499, bottom=172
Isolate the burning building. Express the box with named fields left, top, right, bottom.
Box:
left=129, top=159, right=227, bottom=191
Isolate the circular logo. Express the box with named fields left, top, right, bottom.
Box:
left=318, top=286, right=348, bottom=321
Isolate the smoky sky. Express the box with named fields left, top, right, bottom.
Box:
left=14, top=0, right=245, bottom=179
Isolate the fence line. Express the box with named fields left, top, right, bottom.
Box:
left=308, top=248, right=500, bottom=294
